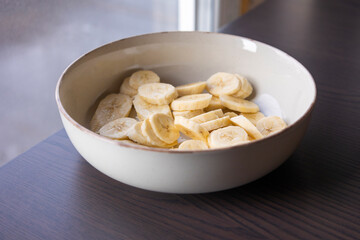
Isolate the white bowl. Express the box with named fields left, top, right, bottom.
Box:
left=56, top=32, right=316, bottom=194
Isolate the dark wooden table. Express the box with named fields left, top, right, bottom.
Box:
left=1, top=0, right=359, bottom=239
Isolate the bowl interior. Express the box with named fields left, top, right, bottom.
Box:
left=58, top=32, right=315, bottom=131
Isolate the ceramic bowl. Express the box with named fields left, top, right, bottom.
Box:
left=55, top=32, right=316, bottom=194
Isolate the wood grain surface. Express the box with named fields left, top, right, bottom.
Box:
left=0, top=0, right=359, bottom=239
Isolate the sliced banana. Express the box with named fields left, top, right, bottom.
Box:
left=247, top=136, right=256, bottom=141
left=230, top=115, right=263, bottom=140
left=208, top=126, right=249, bottom=149
left=224, top=112, right=238, bottom=118
left=92, top=69, right=286, bottom=150
left=256, top=116, right=287, bottom=136
left=138, top=83, right=177, bottom=105
left=219, top=95, right=259, bottom=113
left=176, top=81, right=206, bottom=96
left=232, top=75, right=253, bottom=99
left=206, top=72, right=241, bottom=96
left=133, top=95, right=171, bottom=121
left=141, top=119, right=175, bottom=147
left=178, top=140, right=208, bottom=150
left=204, top=96, right=224, bottom=111
left=174, top=116, right=209, bottom=142
left=172, top=109, right=204, bottom=118
left=119, top=77, right=137, bottom=97
left=129, top=70, right=160, bottom=89
left=200, top=116, right=231, bottom=132
left=161, top=142, right=179, bottom=148
left=241, top=112, right=265, bottom=126
left=149, top=113, right=180, bottom=144
left=127, top=122, right=149, bottom=146
left=190, top=109, right=224, bottom=124
left=171, top=93, right=212, bottom=111
left=99, top=117, right=138, bottom=139
left=90, top=93, right=132, bottom=132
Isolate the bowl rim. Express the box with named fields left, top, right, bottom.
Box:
left=55, top=31, right=317, bottom=154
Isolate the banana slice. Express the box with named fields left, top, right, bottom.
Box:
left=119, top=77, right=137, bottom=97
left=256, top=116, right=287, bottom=136
left=232, top=75, right=253, bottom=99
left=208, top=126, right=249, bottom=149
left=133, top=95, right=172, bottom=121
left=138, top=83, right=177, bottom=105
left=141, top=119, right=176, bottom=147
left=230, top=115, right=263, bottom=140
left=174, top=116, right=209, bottom=141
left=204, top=96, right=224, bottom=111
left=149, top=113, right=180, bottom=144
left=171, top=93, right=212, bottom=111
left=129, top=70, right=160, bottom=89
left=247, top=136, right=255, bottom=141
left=241, top=112, right=265, bottom=126
left=176, top=81, right=206, bottom=96
left=99, top=117, right=138, bottom=139
left=190, top=109, right=224, bottom=123
left=219, top=95, right=259, bottom=113
left=200, top=116, right=231, bottom=132
left=160, top=141, right=179, bottom=148
left=127, top=122, right=149, bottom=146
left=172, top=109, right=204, bottom=118
left=178, top=140, right=208, bottom=150
left=90, top=93, right=132, bottom=132
left=224, top=112, right=238, bottom=118
left=206, top=72, right=241, bottom=96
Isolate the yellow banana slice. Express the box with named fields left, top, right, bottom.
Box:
left=172, top=109, right=204, bottom=118
left=174, top=116, right=209, bottom=141
left=230, top=115, right=263, bottom=140
left=141, top=119, right=173, bottom=147
left=200, top=116, right=231, bottom=132
left=208, top=126, right=249, bottom=148
left=248, top=136, right=256, bottom=141
left=159, top=141, right=179, bottom=148
left=178, top=140, right=208, bottom=150
left=190, top=109, right=224, bottom=123
left=127, top=122, right=149, bottom=146
left=119, top=77, right=137, bottom=97
left=224, top=112, right=238, bottom=118
left=133, top=95, right=172, bottom=121
left=256, top=116, right=287, bottom=136
left=204, top=96, right=224, bottom=111
left=241, top=112, right=265, bottom=126
left=175, top=81, right=206, bottom=96
left=129, top=70, right=160, bottom=89
left=206, top=72, right=241, bottom=96
left=99, top=117, right=138, bottom=139
left=232, top=75, right=253, bottom=99
left=138, top=83, right=177, bottom=105
left=171, top=93, right=212, bottom=111
left=219, top=95, right=259, bottom=113
left=90, top=93, right=132, bottom=132
left=149, top=113, right=180, bottom=144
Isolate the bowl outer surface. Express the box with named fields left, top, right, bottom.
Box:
left=56, top=32, right=316, bottom=193
left=61, top=112, right=311, bottom=193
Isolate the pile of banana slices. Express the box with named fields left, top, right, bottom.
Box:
left=90, top=70, right=287, bottom=150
